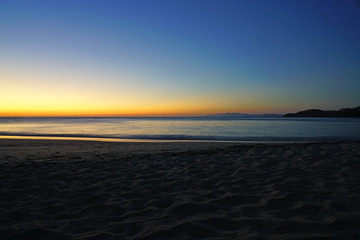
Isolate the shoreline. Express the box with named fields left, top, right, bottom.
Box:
left=1, top=139, right=360, bottom=239
left=1, top=134, right=359, bottom=144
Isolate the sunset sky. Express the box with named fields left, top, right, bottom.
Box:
left=1, top=0, right=359, bottom=116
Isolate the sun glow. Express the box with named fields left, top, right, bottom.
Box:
left=1, top=68, right=279, bottom=117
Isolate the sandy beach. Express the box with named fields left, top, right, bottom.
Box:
left=1, top=139, right=360, bottom=239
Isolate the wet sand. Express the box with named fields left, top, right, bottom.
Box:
left=1, top=139, right=360, bottom=239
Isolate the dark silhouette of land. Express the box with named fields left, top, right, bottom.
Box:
left=284, top=106, right=360, bottom=117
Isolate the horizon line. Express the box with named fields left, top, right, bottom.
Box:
left=0, top=113, right=286, bottom=118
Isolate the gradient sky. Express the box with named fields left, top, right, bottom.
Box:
left=1, top=0, right=360, bottom=116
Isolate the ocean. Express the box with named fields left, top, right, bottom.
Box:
left=1, top=117, right=360, bottom=142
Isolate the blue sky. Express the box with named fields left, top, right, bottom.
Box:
left=1, top=0, right=359, bottom=116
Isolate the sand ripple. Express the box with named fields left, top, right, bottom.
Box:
left=1, top=141, right=360, bottom=239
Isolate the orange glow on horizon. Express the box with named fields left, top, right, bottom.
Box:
left=0, top=104, right=284, bottom=117
left=1, top=70, right=290, bottom=117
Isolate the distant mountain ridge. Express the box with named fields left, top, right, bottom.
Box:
left=284, top=106, right=360, bottom=117
left=202, top=113, right=282, bottom=118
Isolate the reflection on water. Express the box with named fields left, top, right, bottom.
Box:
left=0, top=117, right=360, bottom=142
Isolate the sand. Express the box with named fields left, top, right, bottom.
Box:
left=1, top=139, right=360, bottom=240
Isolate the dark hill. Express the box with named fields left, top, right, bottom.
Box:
left=284, top=106, right=360, bottom=117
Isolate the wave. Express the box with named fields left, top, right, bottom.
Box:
left=0, top=132, right=359, bottom=142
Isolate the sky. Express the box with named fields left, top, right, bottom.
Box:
left=1, top=0, right=360, bottom=116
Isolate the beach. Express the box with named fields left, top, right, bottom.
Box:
left=1, top=139, right=360, bottom=239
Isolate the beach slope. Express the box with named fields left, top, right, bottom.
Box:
left=1, top=140, right=360, bottom=239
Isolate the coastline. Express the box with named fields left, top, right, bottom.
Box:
left=1, top=139, right=360, bottom=239
left=1, top=134, right=359, bottom=144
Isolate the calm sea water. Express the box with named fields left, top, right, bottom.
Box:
left=1, top=117, right=360, bottom=142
